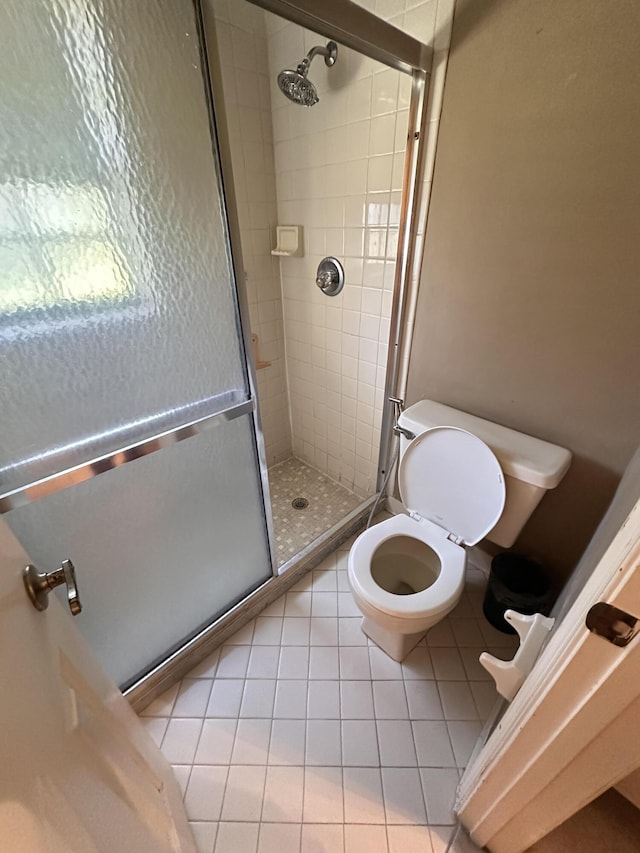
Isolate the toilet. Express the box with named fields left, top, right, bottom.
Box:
left=348, top=400, right=572, bottom=661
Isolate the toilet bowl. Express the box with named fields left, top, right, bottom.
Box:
left=348, top=424, right=507, bottom=661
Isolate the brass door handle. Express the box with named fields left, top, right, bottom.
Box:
left=23, top=559, right=82, bottom=616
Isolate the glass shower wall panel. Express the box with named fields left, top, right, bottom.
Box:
left=8, top=414, right=270, bottom=687
left=0, top=0, right=248, bottom=493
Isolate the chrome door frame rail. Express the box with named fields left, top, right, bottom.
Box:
left=0, top=398, right=254, bottom=514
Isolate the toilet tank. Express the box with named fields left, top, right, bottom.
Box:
left=397, top=400, right=572, bottom=548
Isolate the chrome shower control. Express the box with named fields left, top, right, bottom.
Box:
left=316, top=257, right=345, bottom=297
left=23, top=559, right=82, bottom=616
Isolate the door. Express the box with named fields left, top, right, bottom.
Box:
left=0, top=517, right=195, bottom=852
left=0, top=0, right=272, bottom=687
left=456, top=449, right=640, bottom=851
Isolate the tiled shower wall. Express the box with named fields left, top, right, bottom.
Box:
left=265, top=0, right=456, bottom=498
left=212, top=0, right=292, bottom=467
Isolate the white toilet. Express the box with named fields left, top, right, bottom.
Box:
left=348, top=400, right=572, bottom=661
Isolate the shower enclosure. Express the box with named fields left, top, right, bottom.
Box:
left=208, top=0, right=431, bottom=570
left=0, top=0, right=432, bottom=700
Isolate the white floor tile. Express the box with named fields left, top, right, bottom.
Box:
left=185, top=765, right=228, bottom=821
left=161, top=718, right=203, bottom=764
left=312, top=570, right=337, bottom=591
left=285, top=591, right=312, bottom=617
left=420, top=768, right=459, bottom=825
left=310, top=616, right=339, bottom=645
left=401, top=646, right=434, bottom=680
left=387, top=824, right=433, bottom=853
left=225, top=621, right=255, bottom=645
left=450, top=618, right=485, bottom=647
left=425, top=619, right=456, bottom=647
left=341, top=719, right=379, bottom=766
left=273, top=679, right=308, bottom=718
left=382, top=767, right=428, bottom=824
left=301, top=823, right=344, bottom=853
left=303, top=766, right=344, bottom=822
left=336, top=571, right=350, bottom=592
left=140, top=716, right=168, bottom=747
left=231, top=718, right=272, bottom=765
left=430, top=647, right=467, bottom=680
left=437, top=682, right=478, bottom=721
left=282, top=617, right=311, bottom=645
left=478, top=619, right=519, bottom=649
left=429, top=824, right=456, bottom=853
left=404, top=680, right=443, bottom=720
left=447, top=720, right=483, bottom=767
left=340, top=680, right=375, bottom=719
left=338, top=617, right=368, bottom=646
left=215, top=822, right=259, bottom=853
left=307, top=680, right=340, bottom=718
left=262, top=765, right=304, bottom=822
left=173, top=679, right=214, bottom=717
left=309, top=646, right=339, bottom=680
left=278, top=646, right=310, bottom=679
left=221, top=765, right=267, bottom=821
left=340, top=646, right=372, bottom=680
left=253, top=617, right=284, bottom=646
left=376, top=719, right=417, bottom=766
left=189, top=820, right=217, bottom=853
left=412, top=720, right=456, bottom=767
left=306, top=719, right=342, bottom=765
left=338, top=592, right=361, bottom=617
left=268, top=718, right=306, bottom=765
left=172, top=764, right=191, bottom=797
left=261, top=597, right=285, bottom=617
left=343, top=767, right=386, bottom=823
left=344, top=824, right=388, bottom=853
left=258, top=822, right=302, bottom=853
left=206, top=679, right=244, bottom=719
left=247, top=646, right=280, bottom=679
left=470, top=681, right=500, bottom=721
left=369, top=645, right=404, bottom=679
left=187, top=649, right=220, bottom=679
left=459, top=647, right=491, bottom=682
left=215, top=645, right=250, bottom=678
left=240, top=679, right=277, bottom=718
left=372, top=681, right=409, bottom=719
left=195, top=718, right=237, bottom=765
left=312, top=592, right=339, bottom=617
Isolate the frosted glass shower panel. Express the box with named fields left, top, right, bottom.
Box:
left=7, top=415, right=271, bottom=687
left=0, top=0, right=247, bottom=492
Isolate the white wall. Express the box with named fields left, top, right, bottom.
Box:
left=265, top=0, right=455, bottom=497
left=212, top=0, right=292, bottom=466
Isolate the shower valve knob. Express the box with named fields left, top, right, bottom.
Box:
left=316, top=257, right=345, bottom=297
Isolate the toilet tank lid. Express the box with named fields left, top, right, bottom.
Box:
left=398, top=400, right=572, bottom=489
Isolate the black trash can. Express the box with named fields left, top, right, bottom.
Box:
left=483, top=553, right=552, bottom=634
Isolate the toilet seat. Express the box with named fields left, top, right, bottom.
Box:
left=348, top=513, right=466, bottom=620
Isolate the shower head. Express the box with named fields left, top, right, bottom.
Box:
left=277, top=41, right=338, bottom=107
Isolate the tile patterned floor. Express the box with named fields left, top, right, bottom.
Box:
left=140, top=530, right=518, bottom=853
left=267, top=458, right=363, bottom=567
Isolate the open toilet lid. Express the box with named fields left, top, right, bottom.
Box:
left=399, top=426, right=506, bottom=546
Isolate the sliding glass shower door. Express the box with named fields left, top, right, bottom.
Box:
left=0, top=0, right=272, bottom=686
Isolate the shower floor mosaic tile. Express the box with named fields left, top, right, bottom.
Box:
left=267, top=457, right=363, bottom=567
left=140, top=527, right=518, bottom=853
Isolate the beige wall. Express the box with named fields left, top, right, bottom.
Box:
left=407, top=0, right=640, bottom=588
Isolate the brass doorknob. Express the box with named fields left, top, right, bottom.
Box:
left=23, top=559, right=82, bottom=616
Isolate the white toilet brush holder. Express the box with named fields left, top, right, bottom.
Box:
left=480, top=610, right=555, bottom=701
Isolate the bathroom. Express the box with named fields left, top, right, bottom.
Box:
left=1, top=0, right=639, bottom=851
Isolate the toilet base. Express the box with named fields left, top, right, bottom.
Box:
left=361, top=616, right=426, bottom=662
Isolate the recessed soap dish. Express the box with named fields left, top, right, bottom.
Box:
left=271, top=225, right=304, bottom=257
